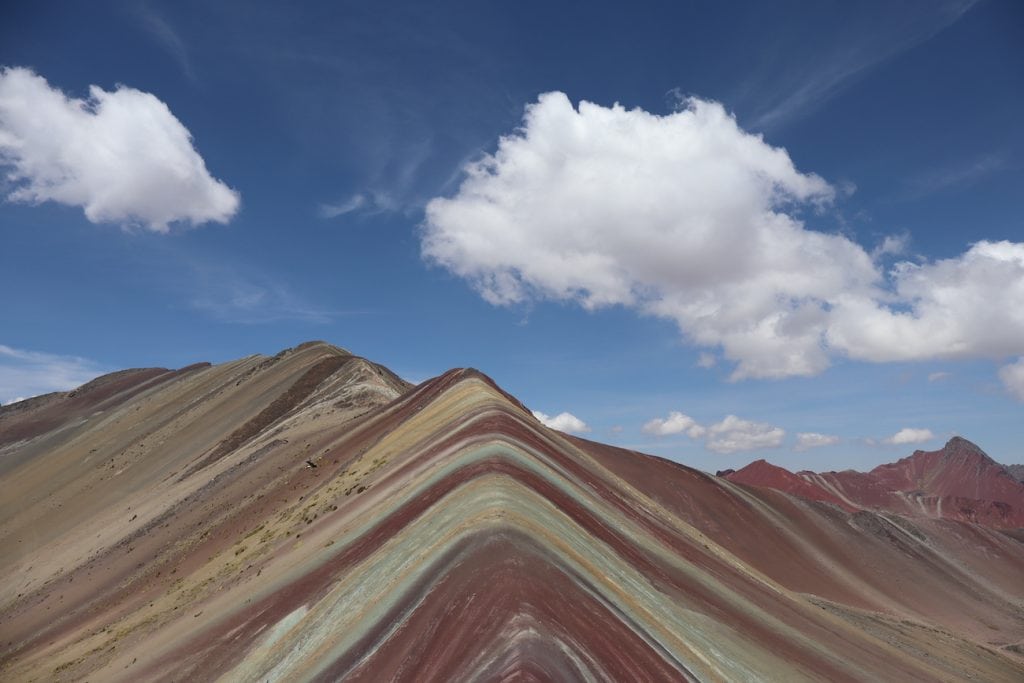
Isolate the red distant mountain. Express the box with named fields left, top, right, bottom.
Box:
left=727, top=436, right=1024, bottom=529
left=1003, top=463, right=1024, bottom=483
left=725, top=459, right=858, bottom=511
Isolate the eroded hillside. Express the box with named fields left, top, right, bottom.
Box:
left=1, top=342, right=1022, bottom=681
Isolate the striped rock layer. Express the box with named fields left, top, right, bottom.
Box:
left=1, top=341, right=1023, bottom=681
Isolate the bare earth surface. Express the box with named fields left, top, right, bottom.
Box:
left=1, top=341, right=1022, bottom=681
left=728, top=436, right=1024, bottom=528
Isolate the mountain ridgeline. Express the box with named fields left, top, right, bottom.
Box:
left=726, top=436, right=1024, bottom=529
left=1, top=342, right=1022, bottom=682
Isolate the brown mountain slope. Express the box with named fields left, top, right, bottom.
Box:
left=1, top=342, right=1023, bottom=681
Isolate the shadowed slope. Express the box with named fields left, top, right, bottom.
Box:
left=2, top=344, right=1023, bottom=681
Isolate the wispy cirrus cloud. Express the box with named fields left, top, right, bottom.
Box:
left=870, top=233, right=910, bottom=260
left=902, top=154, right=1007, bottom=200
left=319, top=191, right=399, bottom=218
left=745, top=0, right=979, bottom=130
left=320, top=136, right=434, bottom=219
left=133, top=3, right=196, bottom=81
left=696, top=352, right=717, bottom=369
left=186, top=263, right=337, bottom=324
left=0, top=345, right=106, bottom=405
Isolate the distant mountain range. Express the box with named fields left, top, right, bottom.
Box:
left=724, top=436, right=1024, bottom=528
left=1, top=342, right=1022, bottom=681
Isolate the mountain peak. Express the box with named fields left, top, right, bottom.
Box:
left=3, top=344, right=1024, bottom=681
left=289, top=339, right=352, bottom=356
left=896, top=435, right=994, bottom=472
left=726, top=459, right=856, bottom=510
left=942, top=435, right=988, bottom=456
left=945, top=434, right=982, bottom=449
left=727, top=435, right=1024, bottom=528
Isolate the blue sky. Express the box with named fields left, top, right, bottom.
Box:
left=2, top=0, right=1022, bottom=473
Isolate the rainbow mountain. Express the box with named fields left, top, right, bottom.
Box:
left=2, top=341, right=1023, bottom=681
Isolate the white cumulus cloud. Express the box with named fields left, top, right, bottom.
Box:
left=998, top=357, right=1024, bottom=401
left=641, top=409, right=785, bottom=454
left=883, top=428, right=935, bottom=445
left=794, top=432, right=840, bottom=451
left=0, top=66, right=239, bottom=231
left=827, top=241, right=1024, bottom=363
left=423, top=92, right=856, bottom=380
left=642, top=411, right=706, bottom=437
left=706, top=415, right=786, bottom=454
left=422, top=92, right=1024, bottom=383
left=0, top=345, right=105, bottom=405
left=531, top=410, right=590, bottom=434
